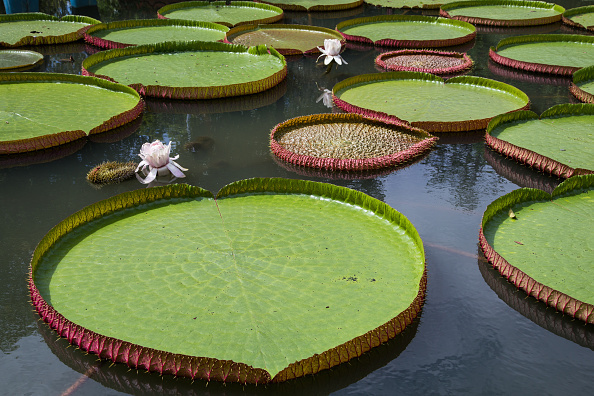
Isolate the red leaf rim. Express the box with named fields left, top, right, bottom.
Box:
left=375, top=49, right=473, bottom=75
left=569, top=83, right=594, bottom=103
left=489, top=47, right=581, bottom=76
left=270, top=113, right=438, bottom=171
left=483, top=132, right=590, bottom=179
left=479, top=228, right=594, bottom=324
left=339, top=29, right=476, bottom=49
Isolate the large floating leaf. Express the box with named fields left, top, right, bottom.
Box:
left=480, top=175, right=594, bottom=324
left=0, top=13, right=100, bottom=47
left=333, top=72, right=530, bottom=132
left=0, top=73, right=143, bottom=154
left=489, top=34, right=594, bottom=75
left=336, top=15, right=476, bottom=48
left=257, top=0, right=363, bottom=11
left=440, top=1, right=565, bottom=27
left=157, top=1, right=283, bottom=28
left=485, top=104, right=594, bottom=178
left=562, top=5, right=594, bottom=32
left=0, top=49, right=43, bottom=70
left=84, top=19, right=229, bottom=49
left=225, top=24, right=344, bottom=55
left=570, top=65, right=594, bottom=104
left=364, top=0, right=443, bottom=9
left=82, top=41, right=287, bottom=100
left=270, top=113, right=437, bottom=170
left=30, top=179, right=426, bottom=383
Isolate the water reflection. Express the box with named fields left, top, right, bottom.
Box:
left=477, top=249, right=594, bottom=351
left=38, top=314, right=420, bottom=395
left=483, top=146, right=562, bottom=193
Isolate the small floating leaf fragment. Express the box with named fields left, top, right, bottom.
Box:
left=508, top=208, right=517, bottom=219
left=514, top=241, right=524, bottom=245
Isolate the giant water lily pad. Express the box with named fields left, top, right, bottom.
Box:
left=157, top=1, right=283, bottom=28
left=270, top=113, right=437, bottom=170
left=562, top=6, right=594, bottom=32
left=440, top=1, right=565, bottom=27
left=84, top=19, right=229, bottom=49
left=479, top=175, right=594, bottom=324
left=0, top=49, right=43, bottom=70
left=0, top=73, right=143, bottom=154
left=570, top=65, right=594, bottom=104
left=489, top=34, right=594, bottom=76
left=29, top=179, right=426, bottom=383
left=336, top=15, right=476, bottom=48
left=82, top=41, right=287, bottom=100
left=485, top=104, right=594, bottom=178
left=333, top=72, right=530, bottom=132
left=364, top=0, right=443, bottom=9
left=0, top=13, right=99, bottom=47
left=225, top=24, right=344, bottom=56
left=257, top=0, right=363, bottom=11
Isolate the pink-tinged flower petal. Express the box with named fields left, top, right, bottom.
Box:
left=135, top=159, right=149, bottom=173
left=136, top=167, right=158, bottom=184
left=324, top=56, right=333, bottom=65
left=166, top=162, right=186, bottom=178
left=169, top=160, right=188, bottom=172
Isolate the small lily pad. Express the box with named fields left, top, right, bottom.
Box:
left=82, top=41, right=287, bottom=100
left=225, top=24, right=344, bottom=56
left=336, top=15, right=476, bottom=48
left=0, top=72, right=143, bottom=154
left=0, top=13, right=100, bottom=47
left=84, top=19, right=229, bottom=49
left=485, top=104, right=594, bottom=178
left=30, top=179, right=426, bottom=383
left=270, top=113, right=437, bottom=170
left=570, top=65, right=594, bottom=104
left=480, top=175, right=594, bottom=324
left=440, top=0, right=565, bottom=27
left=489, top=34, right=594, bottom=75
left=333, top=72, right=530, bottom=132
left=0, top=49, right=43, bottom=70
left=562, top=5, right=594, bottom=32
left=257, top=0, right=363, bottom=12
left=157, top=1, right=283, bottom=28
left=375, top=49, right=472, bottom=75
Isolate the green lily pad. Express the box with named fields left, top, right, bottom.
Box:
left=562, top=5, right=594, bottom=32
left=485, top=104, right=594, bottom=178
left=336, top=15, right=476, bottom=48
left=0, top=13, right=100, bottom=47
left=257, top=0, right=363, bottom=11
left=570, top=65, right=594, bottom=104
left=364, top=0, right=443, bottom=9
left=480, top=175, right=594, bottom=324
left=82, top=41, right=287, bottom=100
left=84, top=19, right=229, bottom=49
left=0, top=72, right=143, bottom=154
left=30, top=179, right=426, bottom=383
left=333, top=72, right=530, bottom=132
left=157, top=1, right=283, bottom=28
left=489, top=34, right=594, bottom=76
left=0, top=49, right=43, bottom=70
left=440, top=1, right=565, bottom=27
left=225, top=24, right=344, bottom=56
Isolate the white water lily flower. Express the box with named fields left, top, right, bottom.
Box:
left=317, top=39, right=347, bottom=66
left=135, top=140, right=187, bottom=184
left=316, top=88, right=333, bottom=108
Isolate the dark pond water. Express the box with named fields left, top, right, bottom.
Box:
left=1, top=0, right=593, bottom=395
